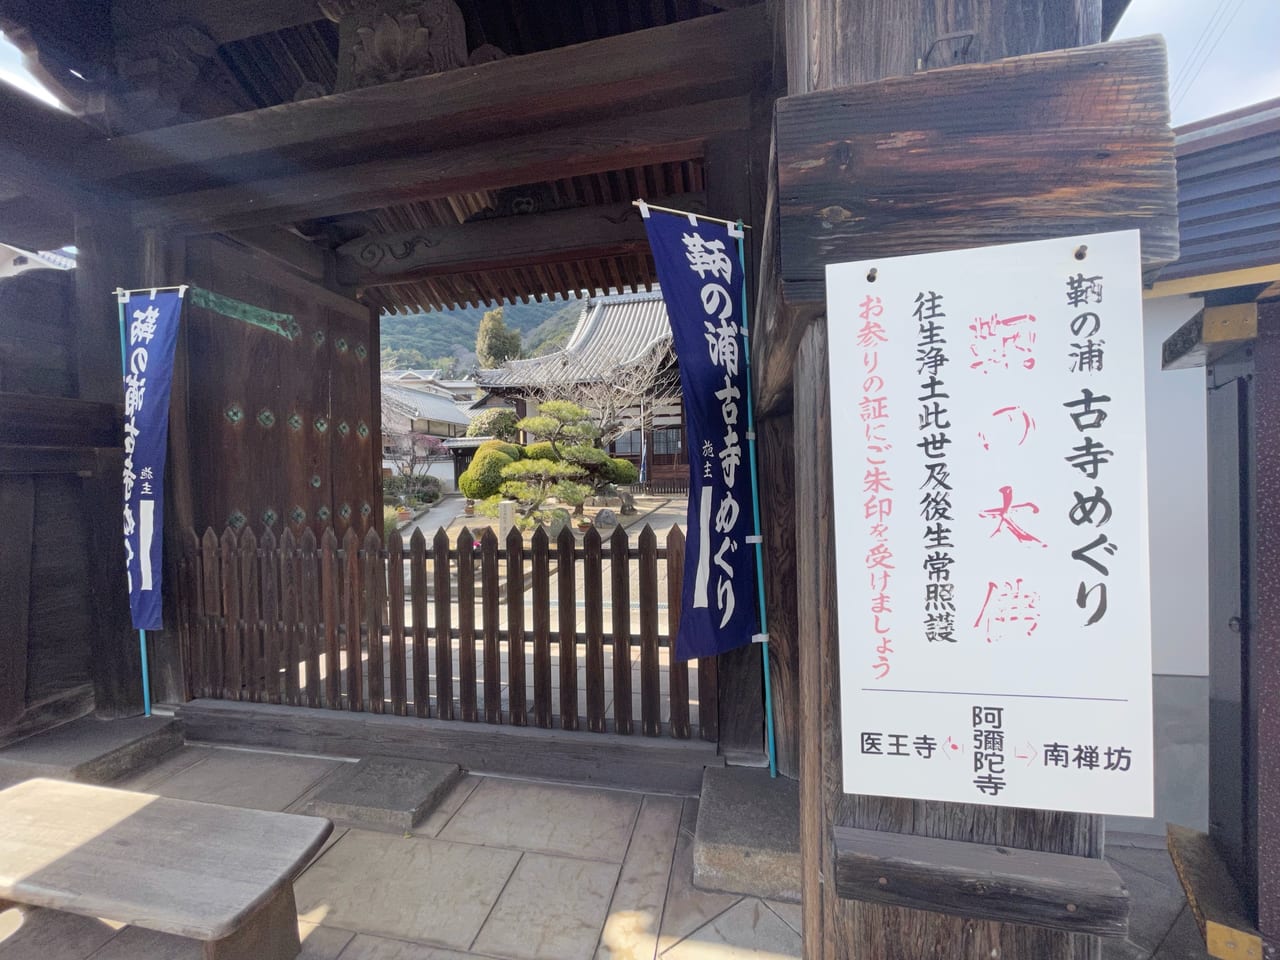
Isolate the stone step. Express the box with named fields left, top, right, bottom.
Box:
left=0, top=714, right=184, bottom=789
left=692, top=765, right=802, bottom=903
left=302, top=756, right=462, bottom=832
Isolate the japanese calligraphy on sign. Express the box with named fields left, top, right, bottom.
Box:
left=121, top=288, right=185, bottom=631
left=826, top=231, right=1153, bottom=816
left=642, top=209, right=759, bottom=659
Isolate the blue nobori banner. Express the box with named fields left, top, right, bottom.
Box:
left=642, top=208, right=758, bottom=660
left=121, top=289, right=184, bottom=630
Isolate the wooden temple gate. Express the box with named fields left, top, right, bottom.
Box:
left=0, top=0, right=1195, bottom=954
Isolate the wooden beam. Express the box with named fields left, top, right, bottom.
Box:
left=1162, top=303, right=1259, bottom=370
left=775, top=35, right=1178, bottom=304
left=1146, top=264, right=1280, bottom=300
left=228, top=227, right=327, bottom=283
left=133, top=99, right=749, bottom=233
left=0, top=89, right=101, bottom=249
left=0, top=196, right=75, bottom=251
left=339, top=194, right=706, bottom=285
left=178, top=698, right=724, bottom=795
left=1166, top=824, right=1265, bottom=960
left=833, top=826, right=1129, bottom=937
left=0, top=394, right=121, bottom=448
left=0, top=445, right=115, bottom=476
left=112, top=0, right=324, bottom=46
left=78, top=8, right=770, bottom=189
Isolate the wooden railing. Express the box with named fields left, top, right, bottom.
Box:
left=173, top=524, right=716, bottom=740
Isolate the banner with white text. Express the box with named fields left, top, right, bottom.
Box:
left=121, top=289, right=183, bottom=630
left=826, top=231, right=1153, bottom=816
left=644, top=210, right=758, bottom=660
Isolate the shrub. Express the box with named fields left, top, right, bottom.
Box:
left=477, top=439, right=522, bottom=461
left=466, top=408, right=520, bottom=441
left=418, top=475, right=443, bottom=503
left=459, top=449, right=513, bottom=499
left=384, top=472, right=444, bottom=505
left=383, top=506, right=400, bottom=541
left=606, top=457, right=640, bottom=485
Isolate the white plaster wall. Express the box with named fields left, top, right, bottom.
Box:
left=1142, top=294, right=1209, bottom=677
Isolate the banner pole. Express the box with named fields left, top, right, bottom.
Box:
left=117, top=292, right=152, bottom=718
left=734, top=222, right=777, bottom=778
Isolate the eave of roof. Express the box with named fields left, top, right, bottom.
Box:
left=477, top=289, right=671, bottom=389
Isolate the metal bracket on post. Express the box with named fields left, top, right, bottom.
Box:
left=917, top=31, right=975, bottom=71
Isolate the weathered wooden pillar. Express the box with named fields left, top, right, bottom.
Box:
left=74, top=212, right=146, bottom=718
left=761, top=2, right=1180, bottom=956
left=145, top=227, right=193, bottom=705
left=705, top=130, right=766, bottom=762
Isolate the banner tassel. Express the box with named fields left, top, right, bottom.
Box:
left=117, top=293, right=152, bottom=718
left=734, top=220, right=778, bottom=778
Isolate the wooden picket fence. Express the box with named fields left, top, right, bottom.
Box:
left=173, top=524, right=717, bottom=740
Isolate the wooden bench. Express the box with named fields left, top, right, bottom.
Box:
left=0, top=778, right=332, bottom=960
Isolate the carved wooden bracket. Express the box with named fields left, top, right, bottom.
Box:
left=110, top=24, right=218, bottom=130
left=318, top=0, right=502, bottom=93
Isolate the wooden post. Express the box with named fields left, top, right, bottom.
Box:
left=74, top=214, right=145, bottom=718
left=765, top=2, right=1180, bottom=956
left=705, top=130, right=765, bottom=763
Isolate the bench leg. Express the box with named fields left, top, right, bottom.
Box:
left=203, top=883, right=301, bottom=960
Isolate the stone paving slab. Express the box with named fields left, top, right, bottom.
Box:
left=471, top=853, right=619, bottom=960
left=438, top=777, right=641, bottom=862
left=304, top=756, right=462, bottom=831
left=294, top=829, right=521, bottom=949
left=661, top=898, right=801, bottom=959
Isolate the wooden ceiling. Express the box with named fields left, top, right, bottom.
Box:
left=0, top=0, right=762, bottom=311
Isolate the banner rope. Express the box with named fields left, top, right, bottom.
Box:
left=734, top=220, right=778, bottom=778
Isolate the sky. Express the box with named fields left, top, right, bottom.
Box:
left=1112, top=0, right=1280, bottom=126
left=2, top=2, right=1278, bottom=126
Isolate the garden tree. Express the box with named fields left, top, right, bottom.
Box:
left=527, top=342, right=682, bottom=444
left=475, top=307, right=522, bottom=368
left=518, top=399, right=598, bottom=455
left=517, top=400, right=640, bottom=496
left=498, top=458, right=591, bottom=519
left=465, top=408, right=520, bottom=441
left=383, top=430, right=446, bottom=502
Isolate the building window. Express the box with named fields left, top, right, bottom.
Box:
left=653, top=427, right=682, bottom=455
left=614, top=430, right=643, bottom=455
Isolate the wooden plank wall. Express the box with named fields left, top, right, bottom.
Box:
left=0, top=268, right=121, bottom=740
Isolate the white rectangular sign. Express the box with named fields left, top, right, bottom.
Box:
left=826, top=231, right=1153, bottom=817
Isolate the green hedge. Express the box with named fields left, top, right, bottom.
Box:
left=459, top=449, right=513, bottom=499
